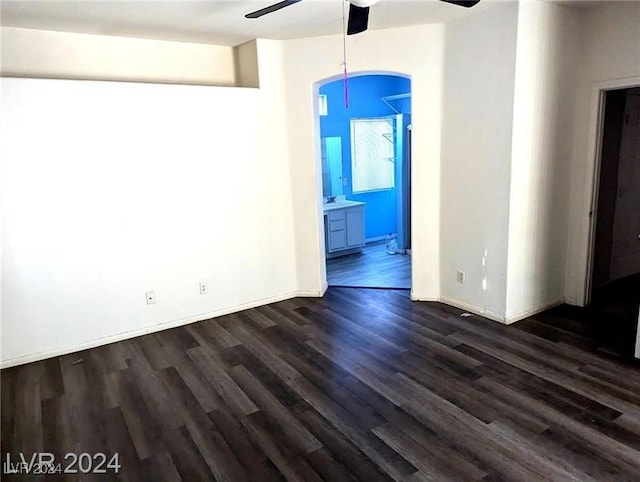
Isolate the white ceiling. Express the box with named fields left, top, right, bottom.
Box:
left=0, top=0, right=506, bottom=47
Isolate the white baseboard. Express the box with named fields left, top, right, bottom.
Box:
left=563, top=296, right=579, bottom=306
left=410, top=291, right=438, bottom=302
left=504, top=298, right=565, bottom=324
left=297, top=280, right=327, bottom=297
left=438, top=296, right=508, bottom=324
left=0, top=290, right=298, bottom=369
left=422, top=296, right=564, bottom=325
left=1, top=288, right=567, bottom=368
left=365, top=236, right=389, bottom=244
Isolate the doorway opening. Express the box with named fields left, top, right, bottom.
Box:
left=588, top=86, right=640, bottom=357
left=316, top=73, right=412, bottom=289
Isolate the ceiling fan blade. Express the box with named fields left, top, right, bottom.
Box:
left=440, top=0, right=481, bottom=7
left=347, top=4, right=370, bottom=35
left=245, top=0, right=302, bottom=19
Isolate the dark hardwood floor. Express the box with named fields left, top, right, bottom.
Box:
left=326, top=242, right=411, bottom=289
left=2, top=288, right=640, bottom=481
left=586, top=273, right=640, bottom=356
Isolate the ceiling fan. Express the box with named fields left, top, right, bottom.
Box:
left=245, top=0, right=482, bottom=36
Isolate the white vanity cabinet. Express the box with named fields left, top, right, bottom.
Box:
left=324, top=201, right=365, bottom=257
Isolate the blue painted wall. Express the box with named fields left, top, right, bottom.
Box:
left=320, top=74, right=411, bottom=240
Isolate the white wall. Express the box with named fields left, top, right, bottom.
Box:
left=234, top=40, right=260, bottom=88
left=0, top=75, right=296, bottom=367
left=439, top=3, right=518, bottom=321
left=505, top=2, right=583, bottom=321
left=1, top=27, right=237, bottom=86
left=564, top=1, right=640, bottom=305
left=282, top=24, right=445, bottom=301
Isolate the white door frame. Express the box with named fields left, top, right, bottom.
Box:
left=581, top=76, right=640, bottom=306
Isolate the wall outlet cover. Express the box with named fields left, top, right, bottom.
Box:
left=146, top=291, right=157, bottom=304
left=199, top=281, right=209, bottom=295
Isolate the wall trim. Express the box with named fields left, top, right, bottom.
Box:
left=410, top=291, right=438, bottom=302
left=0, top=290, right=298, bottom=369
left=416, top=295, right=564, bottom=326
left=296, top=283, right=328, bottom=298
left=366, top=236, right=388, bottom=243
left=2, top=283, right=565, bottom=368
left=438, top=296, right=508, bottom=324
left=504, top=298, right=565, bottom=324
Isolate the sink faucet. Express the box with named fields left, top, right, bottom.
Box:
left=326, top=196, right=336, bottom=203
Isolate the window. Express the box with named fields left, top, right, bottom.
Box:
left=350, top=117, right=395, bottom=193
left=318, top=94, right=328, bottom=116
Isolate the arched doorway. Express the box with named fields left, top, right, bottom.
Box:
left=314, top=72, right=412, bottom=289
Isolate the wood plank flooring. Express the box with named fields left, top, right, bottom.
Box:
left=326, top=242, right=411, bottom=289
left=2, top=288, right=640, bottom=481
left=587, top=273, right=640, bottom=356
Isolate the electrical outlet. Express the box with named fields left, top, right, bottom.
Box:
left=456, top=271, right=465, bottom=284
left=146, top=291, right=157, bottom=304
left=199, top=281, right=208, bottom=295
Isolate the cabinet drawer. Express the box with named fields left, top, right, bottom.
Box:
left=329, top=219, right=346, bottom=232
left=328, top=209, right=346, bottom=222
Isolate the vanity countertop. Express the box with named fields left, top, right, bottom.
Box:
left=323, top=200, right=365, bottom=212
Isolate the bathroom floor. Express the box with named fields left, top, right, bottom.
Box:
left=326, top=241, right=411, bottom=289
